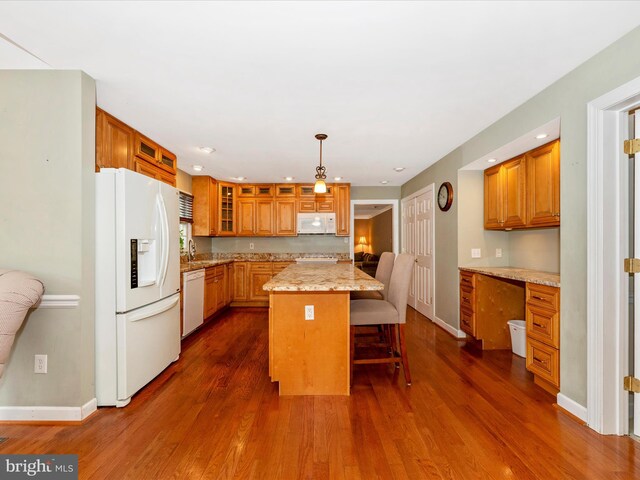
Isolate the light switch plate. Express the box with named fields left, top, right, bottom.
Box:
left=495, top=248, right=503, bottom=258
left=471, top=248, right=481, bottom=259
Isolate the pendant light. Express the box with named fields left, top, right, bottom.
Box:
left=314, top=133, right=328, bottom=194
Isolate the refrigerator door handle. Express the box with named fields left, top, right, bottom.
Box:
left=128, top=295, right=179, bottom=322
left=156, top=194, right=170, bottom=288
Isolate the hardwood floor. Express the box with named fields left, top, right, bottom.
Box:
left=1, top=307, right=639, bottom=479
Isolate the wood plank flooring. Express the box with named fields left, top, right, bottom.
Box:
left=1, top=307, right=639, bottom=479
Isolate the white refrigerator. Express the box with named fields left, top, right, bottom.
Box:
left=95, top=168, right=181, bottom=407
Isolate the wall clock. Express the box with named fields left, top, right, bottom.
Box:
left=437, top=182, right=453, bottom=212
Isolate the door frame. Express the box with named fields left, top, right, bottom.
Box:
left=586, top=75, right=640, bottom=434
left=401, top=184, right=436, bottom=318
left=350, top=199, right=400, bottom=260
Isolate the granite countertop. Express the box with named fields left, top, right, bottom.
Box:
left=458, top=266, right=560, bottom=288
left=180, top=253, right=351, bottom=274
left=263, top=263, right=383, bottom=292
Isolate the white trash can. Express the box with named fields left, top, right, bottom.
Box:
left=507, top=320, right=526, bottom=358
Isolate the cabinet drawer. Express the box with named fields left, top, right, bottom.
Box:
left=459, top=285, right=475, bottom=312
left=316, top=200, right=334, bottom=212
left=460, top=307, right=476, bottom=337
left=272, top=262, right=292, bottom=274
left=214, top=265, right=225, bottom=277
left=205, top=267, right=216, bottom=279
left=299, top=200, right=316, bottom=212
left=460, top=271, right=475, bottom=288
left=526, top=283, right=559, bottom=312
left=526, top=338, right=559, bottom=388
left=526, top=304, right=559, bottom=348
left=249, top=262, right=273, bottom=272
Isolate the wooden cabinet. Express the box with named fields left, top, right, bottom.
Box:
left=275, top=199, right=297, bottom=236
left=237, top=199, right=256, bottom=236
left=218, top=182, right=236, bottom=236
left=96, top=108, right=134, bottom=170
left=225, top=263, right=233, bottom=305
left=192, top=176, right=218, bottom=236
left=95, top=108, right=177, bottom=186
left=458, top=271, right=525, bottom=350
left=334, top=184, right=350, bottom=236
left=134, top=158, right=176, bottom=187
left=249, top=262, right=272, bottom=302
left=484, top=139, right=559, bottom=230
left=204, top=265, right=231, bottom=321
left=275, top=184, right=296, bottom=197
left=527, top=140, right=560, bottom=227
left=237, top=199, right=274, bottom=236
left=233, top=262, right=248, bottom=301
left=526, top=282, right=560, bottom=393
left=484, top=156, right=526, bottom=230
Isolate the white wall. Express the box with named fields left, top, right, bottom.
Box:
left=0, top=70, right=96, bottom=407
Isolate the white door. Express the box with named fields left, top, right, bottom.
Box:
left=159, top=181, right=181, bottom=300
left=415, top=187, right=435, bottom=319
left=403, top=197, right=417, bottom=308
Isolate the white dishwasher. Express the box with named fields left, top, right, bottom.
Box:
left=182, top=269, right=205, bottom=338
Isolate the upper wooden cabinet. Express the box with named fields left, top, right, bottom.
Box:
left=484, top=139, right=559, bottom=230
left=218, top=182, right=236, bottom=236
left=96, top=108, right=134, bottom=171
left=192, top=176, right=218, bottom=236
left=527, top=140, right=560, bottom=227
left=237, top=198, right=275, bottom=236
left=275, top=184, right=296, bottom=197
left=95, top=108, right=177, bottom=186
left=275, top=199, right=297, bottom=236
left=237, top=198, right=257, bottom=236
left=334, top=184, right=350, bottom=236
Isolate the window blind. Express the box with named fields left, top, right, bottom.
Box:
left=179, top=191, right=194, bottom=223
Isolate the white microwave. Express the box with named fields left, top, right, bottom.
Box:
left=297, top=213, right=336, bottom=235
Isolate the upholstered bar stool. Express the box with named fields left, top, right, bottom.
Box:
left=349, top=253, right=415, bottom=385
left=350, top=252, right=395, bottom=301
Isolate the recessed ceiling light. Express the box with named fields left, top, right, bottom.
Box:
left=192, top=165, right=204, bottom=172
left=487, top=158, right=497, bottom=163
left=334, top=176, right=342, bottom=181
left=393, top=167, right=405, bottom=172
left=199, top=146, right=216, bottom=154
left=235, top=176, right=246, bottom=181
left=535, top=133, right=548, bottom=140
left=380, top=180, right=389, bottom=185
left=284, top=176, right=294, bottom=181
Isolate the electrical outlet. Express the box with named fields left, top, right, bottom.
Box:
left=495, top=248, right=503, bottom=258
left=471, top=248, right=481, bottom=259
left=34, top=354, right=47, bottom=374
left=249, top=242, right=254, bottom=250
left=304, top=305, right=315, bottom=320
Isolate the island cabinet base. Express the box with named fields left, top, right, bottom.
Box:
left=269, top=291, right=350, bottom=395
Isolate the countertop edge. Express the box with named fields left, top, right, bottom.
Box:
left=458, top=266, right=560, bottom=288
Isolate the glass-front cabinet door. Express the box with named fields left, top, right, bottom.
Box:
left=218, top=182, right=236, bottom=235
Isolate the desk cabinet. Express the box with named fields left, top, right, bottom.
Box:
left=525, top=283, right=560, bottom=394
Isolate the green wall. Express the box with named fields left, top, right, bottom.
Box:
left=401, top=26, right=640, bottom=407
left=0, top=70, right=96, bottom=407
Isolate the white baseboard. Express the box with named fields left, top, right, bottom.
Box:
left=433, top=316, right=467, bottom=339
left=557, top=393, right=587, bottom=422
left=0, top=397, right=97, bottom=422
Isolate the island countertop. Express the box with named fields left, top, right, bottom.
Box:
left=263, top=263, right=383, bottom=292
left=458, top=266, right=560, bottom=287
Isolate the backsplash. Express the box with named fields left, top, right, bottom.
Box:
left=194, top=235, right=350, bottom=254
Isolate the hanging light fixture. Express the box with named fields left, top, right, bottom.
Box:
left=314, top=133, right=328, bottom=193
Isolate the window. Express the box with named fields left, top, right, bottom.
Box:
left=179, top=191, right=194, bottom=253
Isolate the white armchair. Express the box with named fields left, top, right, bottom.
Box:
left=0, top=270, right=44, bottom=376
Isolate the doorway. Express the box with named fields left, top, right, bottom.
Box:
left=586, top=75, right=640, bottom=436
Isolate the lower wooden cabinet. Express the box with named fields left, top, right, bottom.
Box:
left=525, top=282, right=560, bottom=394
left=249, top=263, right=272, bottom=303
left=231, top=261, right=293, bottom=306
left=204, top=264, right=232, bottom=321
left=233, top=262, right=248, bottom=301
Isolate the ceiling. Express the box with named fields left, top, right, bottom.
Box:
left=1, top=2, right=639, bottom=186
left=354, top=204, right=392, bottom=220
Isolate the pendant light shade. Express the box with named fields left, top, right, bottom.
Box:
left=314, top=133, right=328, bottom=193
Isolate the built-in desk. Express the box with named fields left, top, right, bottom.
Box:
left=458, top=266, right=561, bottom=395
left=264, top=263, right=383, bottom=395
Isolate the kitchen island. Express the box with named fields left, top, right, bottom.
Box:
left=263, top=263, right=383, bottom=395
